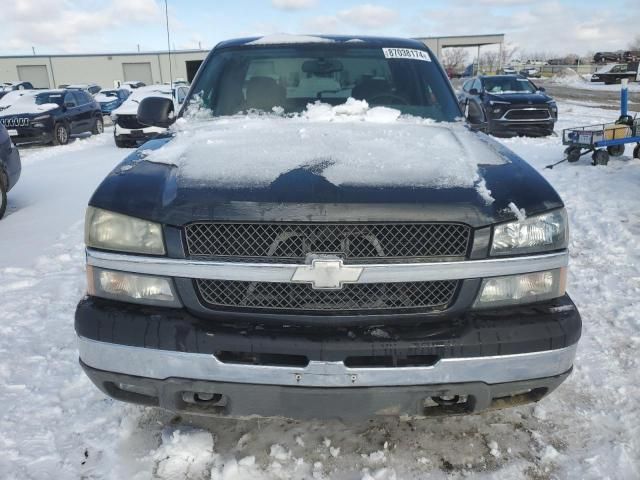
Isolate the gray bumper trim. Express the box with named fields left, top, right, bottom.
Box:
left=85, top=248, right=568, bottom=284
left=77, top=336, right=577, bottom=388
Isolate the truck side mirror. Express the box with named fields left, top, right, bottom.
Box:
left=469, top=88, right=479, bottom=96
left=137, top=96, right=175, bottom=128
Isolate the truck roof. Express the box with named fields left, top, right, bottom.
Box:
left=214, top=35, right=429, bottom=50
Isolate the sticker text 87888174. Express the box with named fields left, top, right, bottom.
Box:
left=382, top=48, right=431, bottom=62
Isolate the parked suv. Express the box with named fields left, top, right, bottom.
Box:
left=94, top=88, right=130, bottom=115
left=0, top=89, right=103, bottom=146
left=76, top=36, right=581, bottom=420
left=458, top=75, right=557, bottom=137
left=0, top=123, right=21, bottom=219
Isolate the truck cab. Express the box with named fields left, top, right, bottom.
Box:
left=76, top=35, right=581, bottom=420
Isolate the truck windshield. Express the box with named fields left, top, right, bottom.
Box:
left=187, top=46, right=460, bottom=121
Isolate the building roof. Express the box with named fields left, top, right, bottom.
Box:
left=0, top=49, right=208, bottom=60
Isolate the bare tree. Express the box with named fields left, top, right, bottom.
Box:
left=480, top=51, right=500, bottom=73
left=630, top=35, right=640, bottom=50
left=500, top=44, right=518, bottom=66
left=441, top=47, right=468, bottom=71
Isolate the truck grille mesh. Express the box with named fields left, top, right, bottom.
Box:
left=196, top=279, right=458, bottom=313
left=185, top=223, right=471, bottom=261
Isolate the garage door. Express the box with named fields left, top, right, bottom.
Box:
left=122, top=62, right=153, bottom=86
left=17, top=65, right=50, bottom=88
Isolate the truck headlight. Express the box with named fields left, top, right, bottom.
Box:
left=87, top=266, right=180, bottom=306
left=85, top=207, right=165, bottom=255
left=491, top=209, right=568, bottom=256
left=474, top=268, right=566, bottom=309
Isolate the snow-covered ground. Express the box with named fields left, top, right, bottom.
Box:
left=1, top=101, right=639, bottom=479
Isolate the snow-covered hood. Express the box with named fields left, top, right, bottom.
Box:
left=91, top=100, right=563, bottom=227
left=0, top=101, right=59, bottom=118
left=95, top=93, right=119, bottom=104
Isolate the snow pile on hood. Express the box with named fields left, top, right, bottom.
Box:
left=0, top=90, right=34, bottom=109
left=143, top=99, right=505, bottom=192
left=247, top=34, right=334, bottom=45
left=0, top=93, right=59, bottom=116
left=112, top=85, right=173, bottom=115
left=94, top=92, right=119, bottom=103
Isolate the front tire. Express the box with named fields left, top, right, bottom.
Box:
left=115, top=137, right=133, bottom=148
left=92, top=116, right=104, bottom=135
left=607, top=144, right=625, bottom=157
left=634, top=144, right=640, bottom=159
left=52, top=123, right=69, bottom=146
left=592, top=149, right=609, bottom=166
left=565, top=146, right=582, bottom=163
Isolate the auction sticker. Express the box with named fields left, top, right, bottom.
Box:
left=382, top=48, right=431, bottom=62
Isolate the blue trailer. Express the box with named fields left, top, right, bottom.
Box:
left=562, top=80, right=640, bottom=166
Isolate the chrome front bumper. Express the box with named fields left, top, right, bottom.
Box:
left=78, top=336, right=578, bottom=388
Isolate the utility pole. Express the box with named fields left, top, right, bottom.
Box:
left=164, top=0, right=173, bottom=88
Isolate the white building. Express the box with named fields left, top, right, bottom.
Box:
left=0, top=35, right=505, bottom=89
left=0, top=50, right=209, bottom=89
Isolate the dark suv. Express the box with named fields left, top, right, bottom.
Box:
left=0, top=123, right=21, bottom=219
left=458, top=75, right=557, bottom=137
left=0, top=89, right=103, bottom=145
left=76, top=36, right=581, bottom=420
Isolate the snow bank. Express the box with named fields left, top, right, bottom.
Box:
left=550, top=68, right=640, bottom=92
left=145, top=99, right=504, bottom=191
left=247, top=34, right=334, bottom=45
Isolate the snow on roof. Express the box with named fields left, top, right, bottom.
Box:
left=143, top=99, right=505, bottom=193
left=246, top=34, right=335, bottom=45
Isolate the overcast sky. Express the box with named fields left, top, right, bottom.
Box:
left=1, top=0, right=638, bottom=57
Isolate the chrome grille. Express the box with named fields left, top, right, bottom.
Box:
left=0, top=117, right=30, bottom=127
left=196, top=279, right=458, bottom=313
left=185, top=223, right=471, bottom=261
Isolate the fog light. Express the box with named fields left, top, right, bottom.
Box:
left=474, top=268, right=566, bottom=309
left=87, top=265, right=181, bottom=307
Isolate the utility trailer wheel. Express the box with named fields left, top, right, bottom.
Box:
left=592, top=149, right=609, bottom=166
left=634, top=144, right=640, bottom=159
left=564, top=146, right=582, bottom=163
left=607, top=144, right=625, bottom=157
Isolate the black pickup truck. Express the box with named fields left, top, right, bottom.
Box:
left=590, top=62, right=639, bottom=85
left=76, top=36, right=581, bottom=420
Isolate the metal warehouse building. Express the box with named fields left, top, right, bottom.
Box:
left=0, top=50, right=209, bottom=89
left=0, top=35, right=504, bottom=89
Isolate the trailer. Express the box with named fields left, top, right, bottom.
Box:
left=561, top=78, right=640, bottom=166
left=562, top=117, right=640, bottom=165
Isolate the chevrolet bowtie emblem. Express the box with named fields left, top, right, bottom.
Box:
left=291, top=257, right=363, bottom=290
